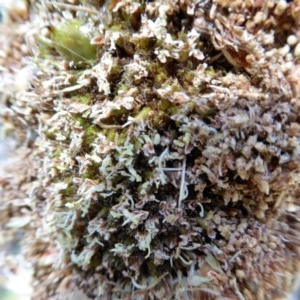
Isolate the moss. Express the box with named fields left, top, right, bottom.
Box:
left=117, top=130, right=128, bottom=144
left=73, top=115, right=86, bottom=127
left=159, top=99, right=173, bottom=111
left=4, top=1, right=300, bottom=299
left=115, top=35, right=135, bottom=56
left=151, top=111, right=170, bottom=129
left=106, top=129, right=117, bottom=142
left=132, top=106, right=152, bottom=122
left=82, top=163, right=100, bottom=179
left=205, top=66, right=216, bottom=76
left=110, top=106, right=129, bottom=117
left=136, top=36, right=156, bottom=50
left=60, top=185, right=78, bottom=197
left=50, top=19, right=97, bottom=67
left=36, top=37, right=56, bottom=59
left=77, top=94, right=92, bottom=105
left=181, top=70, right=196, bottom=84
left=84, top=125, right=100, bottom=145
left=108, top=62, right=124, bottom=82
left=154, top=72, right=169, bottom=86
left=43, top=130, right=56, bottom=140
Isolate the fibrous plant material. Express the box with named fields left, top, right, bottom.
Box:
left=1, top=0, right=300, bottom=299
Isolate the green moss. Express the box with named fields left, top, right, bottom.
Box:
left=154, top=72, right=169, bottom=86
left=196, top=107, right=216, bottom=117
left=115, top=35, right=135, bottom=56
left=109, top=24, right=124, bottom=32
left=79, top=160, right=101, bottom=180
left=150, top=64, right=169, bottom=86
left=84, top=125, right=100, bottom=144
left=73, top=115, right=86, bottom=127
left=168, top=105, right=180, bottom=115
left=108, top=62, right=124, bottom=82
left=117, top=130, right=129, bottom=144
left=110, top=106, right=128, bottom=117
left=106, top=129, right=116, bottom=142
left=179, top=49, right=190, bottom=62
left=137, top=36, right=156, bottom=50
left=60, top=185, right=78, bottom=197
left=43, top=130, right=56, bottom=140
left=151, top=111, right=170, bottom=129
left=133, top=106, right=152, bottom=121
left=36, top=37, right=55, bottom=58
left=181, top=70, right=196, bottom=84
left=159, top=99, right=173, bottom=111
left=205, top=66, right=216, bottom=76
left=77, top=94, right=92, bottom=105
left=51, top=19, right=97, bottom=67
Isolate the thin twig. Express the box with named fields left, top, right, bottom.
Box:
left=178, top=157, right=187, bottom=208
left=45, top=1, right=98, bottom=15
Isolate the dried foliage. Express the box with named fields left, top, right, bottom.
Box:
left=1, top=0, right=300, bottom=299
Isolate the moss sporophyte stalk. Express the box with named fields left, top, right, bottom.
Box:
left=1, top=0, right=300, bottom=299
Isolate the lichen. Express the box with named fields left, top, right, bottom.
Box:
left=1, top=0, right=300, bottom=300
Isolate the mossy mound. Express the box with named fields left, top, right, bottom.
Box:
left=1, top=0, right=300, bottom=299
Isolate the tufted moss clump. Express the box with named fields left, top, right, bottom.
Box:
left=50, top=19, right=97, bottom=67
left=1, top=0, right=300, bottom=299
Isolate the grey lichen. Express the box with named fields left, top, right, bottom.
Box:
left=1, top=0, right=300, bottom=299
